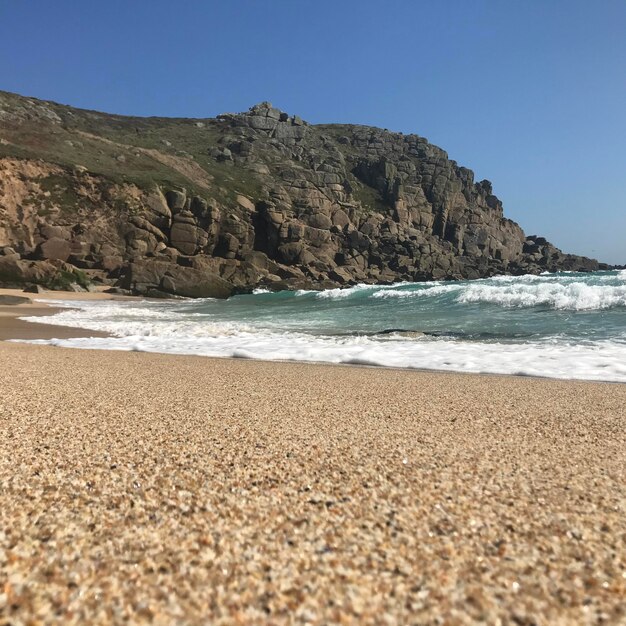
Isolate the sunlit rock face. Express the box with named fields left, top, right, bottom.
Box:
left=0, top=91, right=601, bottom=296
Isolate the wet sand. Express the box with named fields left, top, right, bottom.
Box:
left=0, top=340, right=624, bottom=624
left=0, top=306, right=109, bottom=341
left=0, top=287, right=134, bottom=341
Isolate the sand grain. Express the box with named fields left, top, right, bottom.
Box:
left=0, top=343, right=624, bottom=624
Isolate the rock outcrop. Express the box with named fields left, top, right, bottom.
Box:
left=0, top=91, right=604, bottom=296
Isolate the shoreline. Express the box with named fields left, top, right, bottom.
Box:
left=0, top=305, right=111, bottom=341
left=1, top=287, right=625, bottom=385
left=0, top=287, right=135, bottom=341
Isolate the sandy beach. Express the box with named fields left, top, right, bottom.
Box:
left=0, top=287, right=130, bottom=341
left=0, top=304, right=110, bottom=341
left=1, top=299, right=625, bottom=625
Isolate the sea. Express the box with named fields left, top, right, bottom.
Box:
left=19, top=269, right=626, bottom=383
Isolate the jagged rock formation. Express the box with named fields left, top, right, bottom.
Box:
left=0, top=92, right=603, bottom=297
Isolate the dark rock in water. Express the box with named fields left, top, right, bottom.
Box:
left=0, top=90, right=602, bottom=298
left=373, top=328, right=425, bottom=338
left=0, top=294, right=31, bottom=305
left=423, top=330, right=465, bottom=338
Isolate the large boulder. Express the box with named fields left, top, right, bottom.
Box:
left=170, top=222, right=207, bottom=255
left=145, top=190, right=173, bottom=229
left=214, top=233, right=240, bottom=259
left=165, top=189, right=187, bottom=212
left=169, top=211, right=210, bottom=255
left=37, top=237, right=71, bottom=262
left=308, top=213, right=333, bottom=230
left=39, top=224, right=71, bottom=240
left=278, top=242, right=305, bottom=265
left=162, top=267, right=233, bottom=299
left=0, top=257, right=54, bottom=285
left=119, top=258, right=234, bottom=299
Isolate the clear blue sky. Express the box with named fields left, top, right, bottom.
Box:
left=1, top=1, right=624, bottom=263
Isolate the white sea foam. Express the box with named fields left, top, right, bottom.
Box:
left=18, top=323, right=626, bottom=383
left=372, top=284, right=461, bottom=299
left=364, top=273, right=626, bottom=309
left=14, top=297, right=626, bottom=383
left=315, top=286, right=362, bottom=299
left=314, top=283, right=387, bottom=299
left=296, top=282, right=411, bottom=299
left=25, top=300, right=256, bottom=337
left=16, top=271, right=626, bottom=383
left=458, top=281, right=626, bottom=310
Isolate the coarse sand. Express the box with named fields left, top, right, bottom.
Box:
left=0, top=340, right=624, bottom=624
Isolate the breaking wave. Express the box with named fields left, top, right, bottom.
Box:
left=14, top=269, right=626, bottom=383
left=458, top=281, right=626, bottom=310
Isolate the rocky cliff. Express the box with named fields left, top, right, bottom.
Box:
left=0, top=91, right=602, bottom=297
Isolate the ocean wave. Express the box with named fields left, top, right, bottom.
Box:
left=371, top=284, right=460, bottom=299
left=314, top=283, right=389, bottom=299
left=295, top=282, right=415, bottom=300
left=458, top=281, right=626, bottom=310
left=16, top=270, right=626, bottom=383
left=315, top=286, right=365, bottom=299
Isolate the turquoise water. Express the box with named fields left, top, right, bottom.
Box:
left=21, top=270, right=626, bottom=382
left=195, top=271, right=626, bottom=342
